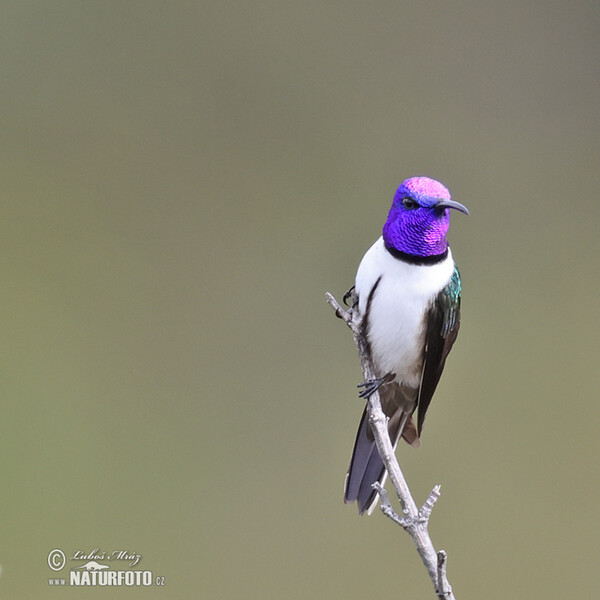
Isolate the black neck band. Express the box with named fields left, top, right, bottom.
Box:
left=384, top=244, right=448, bottom=266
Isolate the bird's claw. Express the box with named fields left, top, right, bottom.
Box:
left=357, top=373, right=394, bottom=399
left=343, top=286, right=358, bottom=309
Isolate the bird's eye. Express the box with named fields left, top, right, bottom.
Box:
left=402, top=197, right=419, bottom=210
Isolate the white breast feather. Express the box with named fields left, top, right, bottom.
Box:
left=355, top=237, right=454, bottom=388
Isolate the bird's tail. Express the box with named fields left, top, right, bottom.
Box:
left=343, top=406, right=418, bottom=515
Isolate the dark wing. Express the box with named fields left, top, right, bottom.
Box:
left=416, top=266, right=462, bottom=435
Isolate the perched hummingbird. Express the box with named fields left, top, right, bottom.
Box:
left=343, top=176, right=468, bottom=515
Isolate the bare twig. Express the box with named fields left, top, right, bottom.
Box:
left=326, top=291, right=456, bottom=600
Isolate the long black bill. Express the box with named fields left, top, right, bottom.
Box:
left=435, top=199, right=469, bottom=215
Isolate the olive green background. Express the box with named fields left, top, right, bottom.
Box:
left=1, top=2, right=598, bottom=598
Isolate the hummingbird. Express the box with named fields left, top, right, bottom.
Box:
left=343, top=176, right=468, bottom=515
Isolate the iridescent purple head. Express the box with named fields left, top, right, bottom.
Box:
left=382, top=177, right=468, bottom=258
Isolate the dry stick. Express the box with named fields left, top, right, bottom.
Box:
left=326, top=291, right=456, bottom=600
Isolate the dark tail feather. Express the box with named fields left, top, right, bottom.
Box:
left=343, top=408, right=381, bottom=514
left=344, top=407, right=418, bottom=515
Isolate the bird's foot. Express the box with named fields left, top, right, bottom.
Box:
left=343, top=286, right=358, bottom=309
left=357, top=373, right=394, bottom=399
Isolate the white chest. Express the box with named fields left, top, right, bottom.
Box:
left=355, top=237, right=454, bottom=387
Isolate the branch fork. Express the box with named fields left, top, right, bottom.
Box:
left=326, top=291, right=456, bottom=600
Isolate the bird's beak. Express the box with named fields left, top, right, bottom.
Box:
left=435, top=199, right=469, bottom=215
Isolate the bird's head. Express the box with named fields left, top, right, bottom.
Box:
left=382, top=176, right=469, bottom=258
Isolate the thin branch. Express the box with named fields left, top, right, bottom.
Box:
left=437, top=551, right=453, bottom=600
left=326, top=291, right=456, bottom=600
left=420, top=485, right=442, bottom=522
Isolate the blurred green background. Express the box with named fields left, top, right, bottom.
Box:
left=0, top=1, right=598, bottom=598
